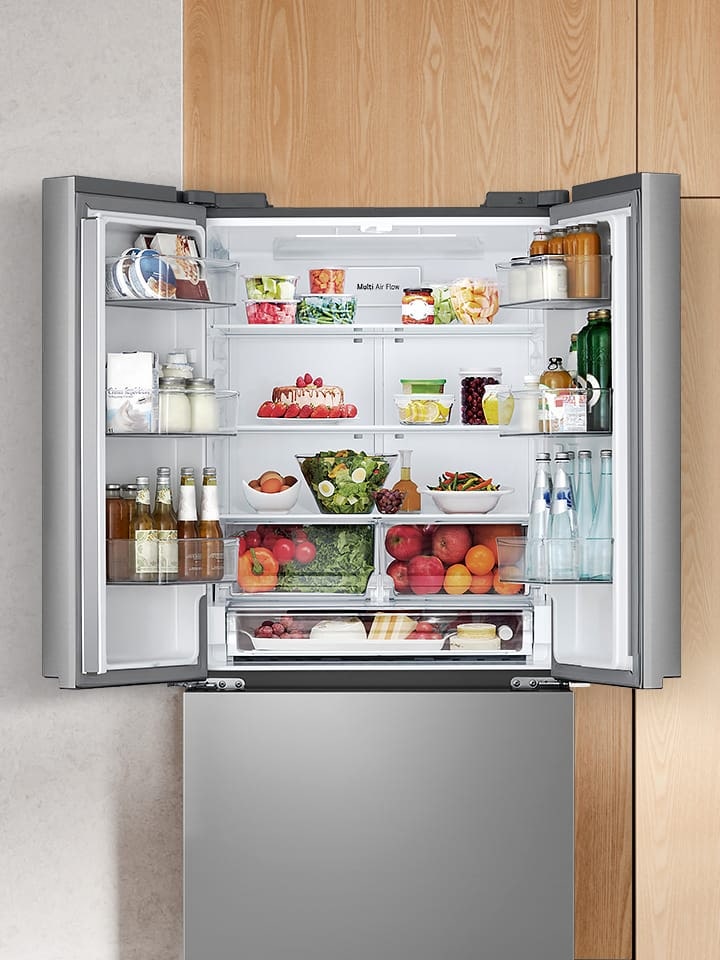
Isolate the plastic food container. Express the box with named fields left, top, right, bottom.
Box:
left=394, top=393, right=454, bottom=425
left=448, top=279, right=499, bottom=324
left=297, top=294, right=356, bottom=324
left=244, top=275, right=298, bottom=300
left=400, top=378, right=446, bottom=394
left=309, top=268, right=346, bottom=293
left=459, top=368, right=502, bottom=425
left=244, top=299, right=297, bottom=325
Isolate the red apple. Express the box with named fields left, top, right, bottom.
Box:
left=414, top=621, right=438, bottom=633
left=431, top=525, right=472, bottom=565
left=387, top=559, right=410, bottom=593
left=384, top=524, right=425, bottom=561
left=407, top=554, right=446, bottom=595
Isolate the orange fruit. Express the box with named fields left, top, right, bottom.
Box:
left=464, top=544, right=495, bottom=576
left=493, top=566, right=524, bottom=595
left=443, top=563, right=473, bottom=595
left=260, top=476, right=284, bottom=494
left=472, top=523, right=523, bottom=563
left=469, top=571, right=495, bottom=594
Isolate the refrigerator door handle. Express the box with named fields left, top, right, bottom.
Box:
left=79, top=217, right=106, bottom=675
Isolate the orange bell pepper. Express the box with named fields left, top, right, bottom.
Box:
left=237, top=546, right=279, bottom=593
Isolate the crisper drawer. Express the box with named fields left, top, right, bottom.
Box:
left=226, top=607, right=533, bottom=661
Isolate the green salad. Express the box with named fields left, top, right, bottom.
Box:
left=299, top=449, right=393, bottom=514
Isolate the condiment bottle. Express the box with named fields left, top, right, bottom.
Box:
left=529, top=227, right=549, bottom=256
left=547, top=227, right=566, bottom=255
left=540, top=357, right=573, bottom=390
left=563, top=224, right=580, bottom=296
left=130, top=476, right=157, bottom=581
left=198, top=467, right=224, bottom=580
left=152, top=467, right=178, bottom=583
left=574, top=222, right=602, bottom=298
left=177, top=466, right=202, bottom=581
left=401, top=288, right=435, bottom=324
left=392, top=449, right=421, bottom=513
left=187, top=378, right=220, bottom=433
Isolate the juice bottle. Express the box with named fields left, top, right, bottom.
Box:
left=575, top=222, right=601, bottom=298
left=392, top=449, right=421, bottom=512
left=529, top=228, right=549, bottom=256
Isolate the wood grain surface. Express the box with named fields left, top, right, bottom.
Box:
left=184, top=0, right=636, bottom=203
left=184, top=4, right=637, bottom=957
left=634, top=198, right=717, bottom=960
left=639, top=0, right=720, bottom=195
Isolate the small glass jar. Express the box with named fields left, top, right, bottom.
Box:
left=158, top=377, right=191, bottom=433
left=507, top=257, right=528, bottom=303
left=187, top=377, right=219, bottom=433
left=401, top=288, right=435, bottom=324
left=459, top=368, right=502, bottom=425
left=481, top=384, right=515, bottom=425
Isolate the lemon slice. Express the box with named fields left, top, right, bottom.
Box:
left=417, top=401, right=439, bottom=423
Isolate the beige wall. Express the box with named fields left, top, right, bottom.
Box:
left=0, top=3, right=183, bottom=958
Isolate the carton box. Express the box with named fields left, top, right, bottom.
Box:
left=106, top=351, right=158, bottom=433
left=149, top=233, right=210, bottom=300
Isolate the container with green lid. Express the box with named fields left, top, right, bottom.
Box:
left=400, top=378, right=446, bottom=395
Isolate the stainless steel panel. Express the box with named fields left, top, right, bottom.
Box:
left=184, top=690, right=574, bottom=960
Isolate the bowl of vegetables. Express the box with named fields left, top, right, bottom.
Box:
left=297, top=450, right=397, bottom=514
left=426, top=471, right=513, bottom=514
left=297, top=294, right=356, bottom=325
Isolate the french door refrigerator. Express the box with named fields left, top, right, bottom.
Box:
left=42, top=172, right=680, bottom=960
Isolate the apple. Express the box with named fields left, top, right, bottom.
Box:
left=413, top=621, right=438, bottom=633
left=431, top=525, right=472, bottom=565
left=387, top=559, right=410, bottom=593
left=407, top=554, right=445, bottom=595
left=407, top=629, right=443, bottom=641
left=384, top=524, right=425, bottom=562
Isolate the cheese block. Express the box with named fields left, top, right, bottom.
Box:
left=368, top=613, right=416, bottom=642
left=309, top=618, right=367, bottom=643
left=450, top=622, right=500, bottom=651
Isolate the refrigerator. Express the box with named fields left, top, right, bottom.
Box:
left=42, top=172, right=680, bottom=960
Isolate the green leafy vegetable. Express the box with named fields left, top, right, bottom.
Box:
left=277, top=525, right=374, bottom=594
left=297, top=295, right=356, bottom=324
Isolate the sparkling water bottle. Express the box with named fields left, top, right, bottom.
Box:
left=548, top=451, right=579, bottom=579
left=576, top=450, right=596, bottom=579
left=526, top=452, right=553, bottom=580
left=585, top=449, right=613, bottom=580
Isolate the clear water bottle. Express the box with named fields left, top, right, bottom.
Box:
left=526, top=452, right=553, bottom=580
left=548, top=451, right=579, bottom=579
left=576, top=450, right=596, bottom=579
left=585, top=449, right=613, bottom=580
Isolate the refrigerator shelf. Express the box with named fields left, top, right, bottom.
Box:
left=225, top=512, right=528, bottom=525
left=209, top=321, right=541, bottom=337
left=107, top=297, right=237, bottom=310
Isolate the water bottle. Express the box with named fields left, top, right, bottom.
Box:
left=576, top=450, right=596, bottom=579
left=585, top=449, right=613, bottom=580
left=548, top=451, right=579, bottom=579
left=526, top=452, right=552, bottom=580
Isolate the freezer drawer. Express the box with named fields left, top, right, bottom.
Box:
left=184, top=689, right=574, bottom=960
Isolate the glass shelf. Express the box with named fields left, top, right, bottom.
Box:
left=106, top=251, right=239, bottom=306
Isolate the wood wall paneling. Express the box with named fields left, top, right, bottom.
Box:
left=184, top=4, right=638, bottom=958
left=635, top=198, right=719, bottom=960
left=639, top=0, right=720, bottom=196
left=184, top=0, right=636, bottom=204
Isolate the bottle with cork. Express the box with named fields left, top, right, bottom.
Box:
left=392, top=449, right=421, bottom=512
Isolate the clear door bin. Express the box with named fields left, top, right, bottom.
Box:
left=106, top=537, right=238, bottom=584
left=496, top=255, right=611, bottom=306
left=226, top=609, right=533, bottom=658
left=504, top=387, right=612, bottom=434
left=497, top=537, right=614, bottom=584
left=105, top=252, right=239, bottom=306
left=106, top=390, right=238, bottom=435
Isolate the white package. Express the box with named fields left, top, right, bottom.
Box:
left=106, top=351, right=158, bottom=433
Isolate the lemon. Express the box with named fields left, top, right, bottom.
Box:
left=420, top=401, right=440, bottom=423
left=318, top=480, right=335, bottom=497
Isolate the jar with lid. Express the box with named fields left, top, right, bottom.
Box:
left=563, top=224, right=581, bottom=296
left=507, top=257, right=528, bottom=303
left=187, top=377, right=220, bottom=432
left=527, top=255, right=567, bottom=300
left=161, top=350, right=194, bottom=380
left=401, top=288, right=435, bottom=324
left=158, top=377, right=191, bottom=433
left=481, top=384, right=515, bottom=426
left=574, top=222, right=602, bottom=298
left=529, top=228, right=549, bottom=256
left=459, top=368, right=502, bottom=425
left=547, top=227, right=566, bottom=255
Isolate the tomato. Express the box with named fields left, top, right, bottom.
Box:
left=272, top=537, right=296, bottom=565
left=237, top=534, right=248, bottom=556
left=294, top=540, right=317, bottom=564
left=245, top=530, right=262, bottom=548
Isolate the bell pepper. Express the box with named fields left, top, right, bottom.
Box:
left=237, top=546, right=279, bottom=593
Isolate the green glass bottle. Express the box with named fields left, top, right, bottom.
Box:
left=586, top=308, right=612, bottom=431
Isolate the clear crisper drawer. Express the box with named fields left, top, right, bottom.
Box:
left=226, top=608, right=533, bottom=659
left=105, top=251, right=239, bottom=306
left=227, top=522, right=376, bottom=599
left=497, top=536, right=614, bottom=584
left=106, top=537, right=238, bottom=584
left=379, top=520, right=528, bottom=600
left=496, top=255, right=611, bottom=306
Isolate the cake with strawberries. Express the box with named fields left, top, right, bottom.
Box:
left=272, top=382, right=344, bottom=407
left=257, top=370, right=358, bottom=419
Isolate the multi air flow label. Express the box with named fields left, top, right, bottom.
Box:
left=344, top=267, right=422, bottom=305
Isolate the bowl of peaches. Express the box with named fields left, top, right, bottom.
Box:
left=242, top=470, right=300, bottom=513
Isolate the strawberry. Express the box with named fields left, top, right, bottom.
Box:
left=296, top=376, right=305, bottom=388
left=310, top=404, right=329, bottom=418
left=344, top=402, right=358, bottom=418
left=328, top=405, right=343, bottom=418
left=313, top=376, right=323, bottom=387
left=285, top=402, right=300, bottom=418
left=298, top=404, right=313, bottom=419
left=257, top=400, right=275, bottom=418
left=303, top=372, right=313, bottom=385
left=272, top=402, right=287, bottom=418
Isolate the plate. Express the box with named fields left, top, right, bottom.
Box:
left=251, top=637, right=446, bottom=653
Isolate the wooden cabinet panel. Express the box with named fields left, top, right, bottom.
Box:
left=184, top=0, right=636, bottom=204
left=635, top=198, right=718, bottom=960
left=639, top=1, right=720, bottom=195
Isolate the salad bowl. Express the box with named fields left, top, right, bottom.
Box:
left=297, top=450, right=397, bottom=514
left=427, top=487, right=514, bottom=514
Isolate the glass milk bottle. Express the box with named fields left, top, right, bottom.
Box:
left=188, top=378, right=220, bottom=433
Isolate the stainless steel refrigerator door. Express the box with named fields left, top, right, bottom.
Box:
left=184, top=689, right=574, bottom=960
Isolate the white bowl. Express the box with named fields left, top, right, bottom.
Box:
left=427, top=487, right=514, bottom=514
left=242, top=478, right=300, bottom=513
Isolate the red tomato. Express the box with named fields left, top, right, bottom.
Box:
left=237, top=534, right=248, bottom=556
left=294, top=540, right=317, bottom=564
left=245, top=530, right=262, bottom=548
left=272, top=538, right=296, bottom=565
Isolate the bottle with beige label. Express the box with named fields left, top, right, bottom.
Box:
left=177, top=467, right=202, bottom=581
